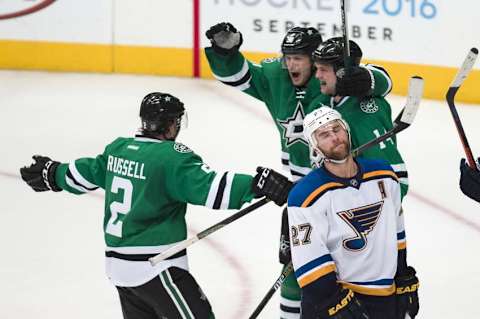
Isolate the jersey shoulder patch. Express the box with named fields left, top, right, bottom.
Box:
left=173, top=143, right=193, bottom=154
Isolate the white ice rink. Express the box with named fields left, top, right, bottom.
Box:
left=1, top=70, right=480, bottom=318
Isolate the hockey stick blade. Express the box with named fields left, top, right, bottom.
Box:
left=352, top=76, right=424, bottom=157
left=396, top=76, right=423, bottom=126
left=149, top=198, right=270, bottom=266
left=446, top=48, right=479, bottom=170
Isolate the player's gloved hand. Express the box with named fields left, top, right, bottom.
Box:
left=335, top=66, right=374, bottom=98
left=252, top=167, right=293, bottom=206
left=20, top=155, right=62, bottom=192
left=304, top=288, right=369, bottom=319
left=395, top=266, right=419, bottom=319
left=459, top=158, right=480, bottom=203
left=205, top=22, right=243, bottom=56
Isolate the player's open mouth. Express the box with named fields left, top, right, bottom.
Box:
left=290, top=72, right=300, bottom=80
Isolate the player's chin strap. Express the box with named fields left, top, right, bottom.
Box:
left=311, top=147, right=349, bottom=167
left=324, top=157, right=348, bottom=164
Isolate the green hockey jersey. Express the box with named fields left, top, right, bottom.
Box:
left=54, top=134, right=255, bottom=286
left=205, top=48, right=392, bottom=182
left=310, top=94, right=408, bottom=196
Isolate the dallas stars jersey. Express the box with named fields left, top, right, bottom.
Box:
left=309, top=94, right=408, bottom=196
left=287, top=158, right=405, bottom=297
left=54, top=135, right=255, bottom=286
left=205, top=48, right=392, bottom=181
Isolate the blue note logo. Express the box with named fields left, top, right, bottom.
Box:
left=337, top=201, right=383, bottom=251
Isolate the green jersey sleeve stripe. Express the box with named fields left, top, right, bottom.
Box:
left=206, top=171, right=226, bottom=209
left=365, top=64, right=393, bottom=96
left=68, top=162, right=98, bottom=190
left=65, top=173, right=88, bottom=193
left=219, top=172, right=235, bottom=209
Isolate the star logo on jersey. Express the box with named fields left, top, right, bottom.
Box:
left=337, top=201, right=384, bottom=251
left=277, top=102, right=308, bottom=147
left=173, top=143, right=192, bottom=153
left=360, top=98, right=379, bottom=113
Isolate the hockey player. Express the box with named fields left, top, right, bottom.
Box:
left=309, top=37, right=408, bottom=197
left=19, top=92, right=292, bottom=319
left=288, top=107, right=419, bottom=319
left=205, top=22, right=393, bottom=318
left=460, top=158, right=480, bottom=202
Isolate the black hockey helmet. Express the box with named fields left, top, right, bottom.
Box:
left=312, top=37, right=362, bottom=70
left=281, top=27, right=322, bottom=56
left=139, top=92, right=185, bottom=134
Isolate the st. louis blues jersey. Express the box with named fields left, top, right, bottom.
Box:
left=287, top=157, right=405, bottom=297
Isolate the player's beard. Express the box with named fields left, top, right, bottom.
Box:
left=323, top=140, right=350, bottom=161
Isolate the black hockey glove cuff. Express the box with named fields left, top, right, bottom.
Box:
left=308, top=288, right=369, bottom=319
left=252, top=167, right=293, bottom=206
left=20, top=155, right=62, bottom=192
left=205, top=22, right=243, bottom=56
left=459, top=158, right=480, bottom=203
left=335, top=66, right=374, bottom=98
left=395, top=266, right=419, bottom=319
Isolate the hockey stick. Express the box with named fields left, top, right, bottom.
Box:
left=149, top=198, right=270, bottom=266
left=352, top=76, right=424, bottom=157
left=446, top=47, right=479, bottom=171
left=340, top=0, right=352, bottom=69
left=248, top=262, right=293, bottom=319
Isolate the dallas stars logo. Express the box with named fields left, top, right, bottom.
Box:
left=277, top=102, right=308, bottom=147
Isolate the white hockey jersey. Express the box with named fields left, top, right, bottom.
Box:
left=287, top=157, right=405, bottom=297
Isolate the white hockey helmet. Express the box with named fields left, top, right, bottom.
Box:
left=303, top=106, right=351, bottom=164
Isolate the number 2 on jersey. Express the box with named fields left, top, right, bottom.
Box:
left=106, top=176, right=133, bottom=237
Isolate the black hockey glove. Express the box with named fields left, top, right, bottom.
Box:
left=335, top=66, right=374, bottom=98
left=252, top=167, right=293, bottom=206
left=305, top=288, right=369, bottom=319
left=459, top=158, right=480, bottom=203
left=205, top=22, right=243, bottom=56
left=395, top=266, right=419, bottom=319
left=20, top=155, right=62, bottom=192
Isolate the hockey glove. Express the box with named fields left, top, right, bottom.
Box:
left=205, top=22, right=243, bottom=56
left=304, top=288, right=369, bottom=319
left=459, top=158, right=480, bottom=203
left=335, top=66, right=374, bottom=98
left=395, top=266, right=419, bottom=319
left=20, top=155, right=62, bottom=192
left=252, top=167, right=292, bottom=206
